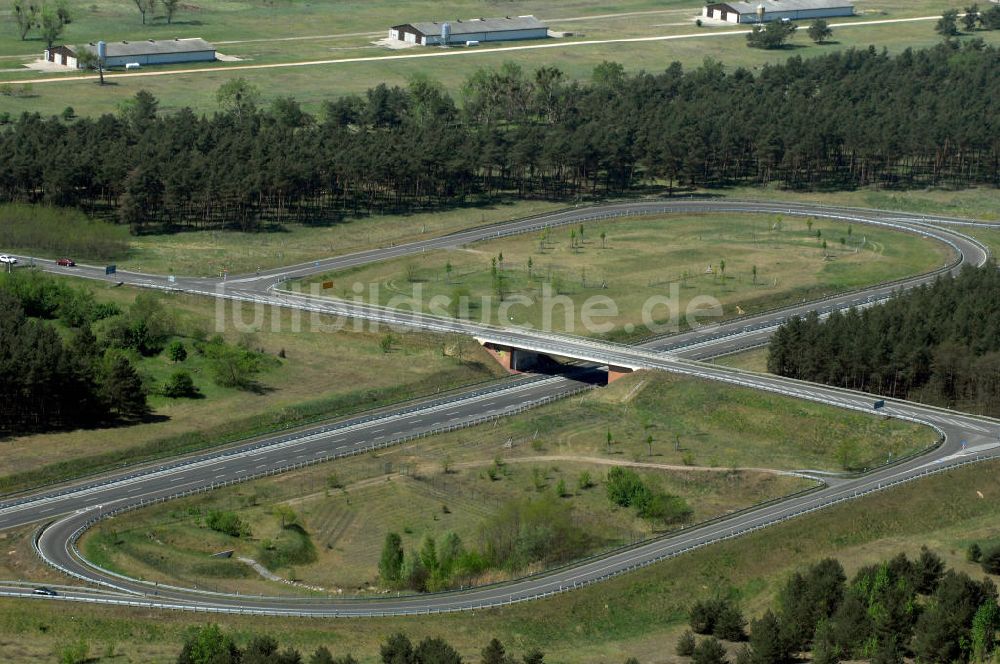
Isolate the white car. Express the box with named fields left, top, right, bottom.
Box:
left=0, top=255, right=16, bottom=265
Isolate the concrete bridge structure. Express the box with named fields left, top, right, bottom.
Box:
left=477, top=339, right=638, bottom=383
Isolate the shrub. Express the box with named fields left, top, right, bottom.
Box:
left=606, top=467, right=649, bottom=507
left=677, top=630, right=696, bottom=656
left=690, top=599, right=721, bottom=634
left=638, top=491, right=693, bottom=526
left=967, top=542, right=983, bottom=563
left=202, top=337, right=268, bottom=390
left=692, top=637, right=728, bottom=664
left=258, top=524, right=317, bottom=570
left=478, top=497, right=588, bottom=570
left=714, top=603, right=747, bottom=641
left=162, top=370, right=200, bottom=398
left=205, top=510, right=251, bottom=538
left=167, top=340, right=188, bottom=362
left=981, top=545, right=1000, bottom=575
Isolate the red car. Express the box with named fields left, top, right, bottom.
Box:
left=56, top=258, right=75, bottom=267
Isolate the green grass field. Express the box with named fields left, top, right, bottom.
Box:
left=718, top=185, right=1000, bottom=223
left=0, top=279, right=505, bottom=494
left=77, top=370, right=933, bottom=595
left=299, top=212, right=950, bottom=339
left=712, top=347, right=771, bottom=373
left=2, top=457, right=996, bottom=663
left=0, top=0, right=996, bottom=118
left=119, top=200, right=567, bottom=276
left=82, top=462, right=811, bottom=596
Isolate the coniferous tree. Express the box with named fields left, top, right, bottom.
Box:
left=379, top=533, right=404, bottom=585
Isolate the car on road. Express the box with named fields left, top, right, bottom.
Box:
left=32, top=587, right=57, bottom=596
left=56, top=258, right=76, bottom=267
left=0, top=255, right=16, bottom=265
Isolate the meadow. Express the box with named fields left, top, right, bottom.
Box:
left=0, top=278, right=506, bottom=494
left=302, top=212, right=950, bottom=339
left=78, top=370, right=934, bottom=595
left=0, top=0, right=997, bottom=117
left=0, top=452, right=993, bottom=662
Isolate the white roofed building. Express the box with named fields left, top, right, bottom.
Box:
left=44, top=38, right=216, bottom=68
left=702, top=0, right=854, bottom=23
left=389, top=16, right=548, bottom=45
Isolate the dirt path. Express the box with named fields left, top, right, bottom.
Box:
left=450, top=454, right=812, bottom=477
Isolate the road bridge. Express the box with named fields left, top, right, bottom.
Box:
left=1, top=199, right=996, bottom=618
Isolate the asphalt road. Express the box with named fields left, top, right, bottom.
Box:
left=4, top=200, right=999, bottom=616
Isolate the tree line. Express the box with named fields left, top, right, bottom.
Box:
left=0, top=272, right=147, bottom=433
left=1, top=40, right=998, bottom=234
left=169, top=627, right=549, bottom=664
left=675, top=547, right=1000, bottom=663
left=768, top=264, right=1000, bottom=415
left=0, top=269, right=278, bottom=434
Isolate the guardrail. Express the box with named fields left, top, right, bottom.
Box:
left=33, top=451, right=998, bottom=617
left=0, top=374, right=565, bottom=509
left=21, top=199, right=1000, bottom=615
left=36, top=383, right=599, bottom=593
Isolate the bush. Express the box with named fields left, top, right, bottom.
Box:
left=167, top=340, right=188, bottom=363
left=258, top=524, right=317, bottom=570
left=638, top=491, right=693, bottom=526
left=690, top=598, right=744, bottom=638
left=478, top=497, right=588, bottom=570
left=162, top=370, right=200, bottom=398
left=606, top=467, right=650, bottom=507
left=714, top=603, right=747, bottom=641
left=691, top=599, right=722, bottom=634
left=205, top=510, right=251, bottom=538
left=967, top=542, right=983, bottom=563
left=981, top=545, right=1000, bottom=575
left=692, top=637, right=728, bottom=664
left=201, top=337, right=268, bottom=390
left=677, top=630, right=697, bottom=656
left=607, top=466, right=691, bottom=526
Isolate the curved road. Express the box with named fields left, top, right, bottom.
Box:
left=4, top=200, right=999, bottom=616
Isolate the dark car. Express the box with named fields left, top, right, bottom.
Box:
left=32, top=587, right=58, bottom=596
left=56, top=258, right=75, bottom=267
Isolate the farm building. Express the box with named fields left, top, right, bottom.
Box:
left=44, top=38, right=216, bottom=68
left=389, top=15, right=548, bottom=46
left=702, top=0, right=854, bottom=23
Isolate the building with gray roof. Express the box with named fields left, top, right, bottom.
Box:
left=702, top=0, right=854, bottom=23
left=389, top=16, right=548, bottom=46
left=44, top=38, right=215, bottom=69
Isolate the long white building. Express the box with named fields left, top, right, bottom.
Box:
left=44, top=38, right=216, bottom=68
left=702, top=0, right=854, bottom=23
left=389, top=16, right=548, bottom=46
